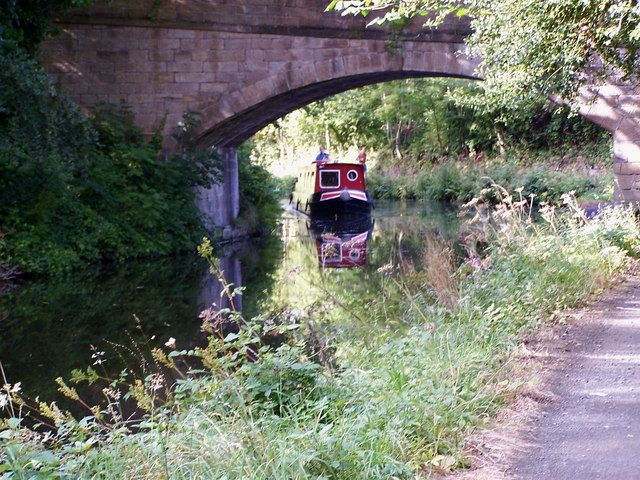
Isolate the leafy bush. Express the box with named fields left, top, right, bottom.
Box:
left=273, top=175, right=297, bottom=199
left=367, top=172, right=419, bottom=200
left=0, top=44, right=218, bottom=274
left=368, top=157, right=610, bottom=207
left=425, top=162, right=476, bottom=202
left=237, top=143, right=283, bottom=233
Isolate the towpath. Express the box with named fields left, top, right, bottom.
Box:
left=448, top=275, right=640, bottom=480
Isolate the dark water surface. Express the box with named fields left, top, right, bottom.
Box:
left=0, top=201, right=459, bottom=403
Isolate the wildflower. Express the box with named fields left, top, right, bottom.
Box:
left=2, top=383, right=20, bottom=394
left=91, top=351, right=106, bottom=366
left=199, top=308, right=226, bottom=333
left=0, top=393, right=8, bottom=409
left=149, top=374, right=165, bottom=392
left=102, top=387, right=121, bottom=401
left=165, top=337, right=176, bottom=348
left=377, top=261, right=393, bottom=274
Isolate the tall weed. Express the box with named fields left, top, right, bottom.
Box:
left=1, top=198, right=637, bottom=478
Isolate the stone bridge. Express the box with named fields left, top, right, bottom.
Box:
left=42, top=1, right=640, bottom=227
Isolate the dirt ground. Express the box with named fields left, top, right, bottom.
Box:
left=443, top=271, right=640, bottom=480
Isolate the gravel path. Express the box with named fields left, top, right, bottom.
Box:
left=510, top=276, right=640, bottom=479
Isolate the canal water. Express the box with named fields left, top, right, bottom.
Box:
left=0, top=201, right=460, bottom=404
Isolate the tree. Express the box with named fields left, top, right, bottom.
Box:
left=328, top=0, right=640, bottom=108
left=0, top=0, right=93, bottom=53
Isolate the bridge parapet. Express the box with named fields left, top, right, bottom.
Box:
left=59, top=0, right=471, bottom=42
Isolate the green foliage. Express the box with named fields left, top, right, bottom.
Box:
left=273, top=175, right=297, bottom=199
left=367, top=157, right=612, bottom=204
left=425, top=161, right=474, bottom=202
left=2, top=200, right=637, bottom=478
left=251, top=78, right=609, bottom=176
left=0, top=44, right=219, bottom=274
left=367, top=171, right=421, bottom=200
left=329, top=0, right=640, bottom=108
left=0, top=0, right=93, bottom=54
left=242, top=343, right=326, bottom=415
left=236, top=143, right=284, bottom=233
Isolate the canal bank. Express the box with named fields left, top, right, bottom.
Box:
left=0, top=201, right=458, bottom=405
left=443, top=268, right=640, bottom=480
left=2, top=196, right=638, bottom=478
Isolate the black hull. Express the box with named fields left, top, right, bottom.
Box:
left=309, top=198, right=371, bottom=217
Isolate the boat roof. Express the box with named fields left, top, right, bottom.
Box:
left=300, top=161, right=363, bottom=172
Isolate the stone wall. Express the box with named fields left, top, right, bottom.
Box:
left=572, top=82, right=640, bottom=201
left=196, top=147, right=240, bottom=229
left=42, top=25, right=475, bottom=148
left=58, top=0, right=470, bottom=41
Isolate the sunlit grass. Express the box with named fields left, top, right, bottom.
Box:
left=1, top=194, right=638, bottom=478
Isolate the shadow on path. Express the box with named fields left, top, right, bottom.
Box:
left=510, top=276, right=640, bottom=479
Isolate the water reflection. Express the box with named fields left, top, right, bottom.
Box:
left=0, top=201, right=460, bottom=402
left=309, top=214, right=373, bottom=269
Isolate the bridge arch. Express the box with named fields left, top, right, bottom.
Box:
left=41, top=0, right=640, bottom=226
left=195, top=49, right=479, bottom=147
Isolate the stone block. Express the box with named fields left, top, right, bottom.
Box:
left=96, top=50, right=129, bottom=61
left=246, top=50, right=266, bottom=62
left=154, top=39, right=181, bottom=50
left=241, top=83, right=266, bottom=106
left=618, top=187, right=640, bottom=202
left=154, top=72, right=175, bottom=82
left=132, top=62, right=167, bottom=73
left=357, top=54, right=372, bottom=71
left=151, top=50, right=174, bottom=62
left=165, top=29, right=197, bottom=39
left=224, top=39, right=251, bottom=50
left=342, top=55, right=360, bottom=76
left=202, top=62, right=238, bottom=73
left=314, top=60, right=332, bottom=80
left=127, top=94, right=156, bottom=104
left=615, top=118, right=640, bottom=141
left=613, top=138, right=640, bottom=162
left=292, top=65, right=318, bottom=87
left=615, top=173, right=635, bottom=190
left=174, top=50, right=193, bottom=62
left=613, top=161, right=640, bottom=175
left=129, top=50, right=149, bottom=62
left=167, top=62, right=203, bottom=73
left=155, top=82, right=200, bottom=95
left=269, top=37, right=294, bottom=50
left=119, top=72, right=151, bottom=83
left=229, top=90, right=248, bottom=112
left=200, top=82, right=228, bottom=94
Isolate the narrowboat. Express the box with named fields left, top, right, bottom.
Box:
left=292, top=162, right=373, bottom=217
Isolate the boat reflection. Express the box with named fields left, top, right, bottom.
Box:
left=308, top=214, right=373, bottom=269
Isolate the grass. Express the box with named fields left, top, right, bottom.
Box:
left=368, top=154, right=614, bottom=205
left=1, top=193, right=639, bottom=478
